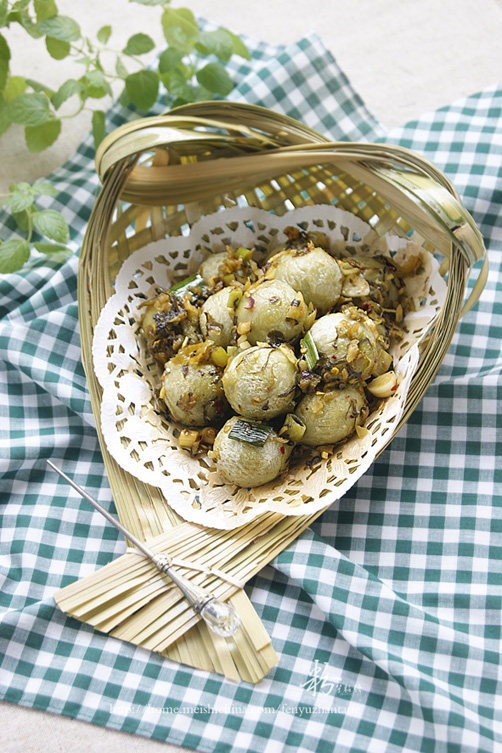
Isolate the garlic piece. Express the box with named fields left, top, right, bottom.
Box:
left=367, top=370, right=398, bottom=398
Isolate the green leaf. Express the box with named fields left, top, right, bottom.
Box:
left=161, top=8, right=198, bottom=51
left=118, top=87, right=130, bottom=107
left=82, top=69, right=112, bottom=99
left=32, top=180, right=57, bottom=196
left=92, top=109, right=106, bottom=149
left=0, top=59, right=8, bottom=90
left=51, top=78, right=81, bottom=109
left=10, top=181, right=31, bottom=191
left=10, top=8, right=42, bottom=39
left=175, top=8, right=198, bottom=28
left=45, top=35, right=70, bottom=59
left=25, top=78, right=54, bottom=97
left=8, top=93, right=51, bottom=126
left=115, top=56, right=128, bottom=79
left=195, top=30, right=233, bottom=62
left=225, top=29, right=251, bottom=60
left=11, top=209, right=30, bottom=232
left=130, top=0, right=166, bottom=5
left=0, top=96, right=10, bottom=136
left=10, top=0, right=31, bottom=11
left=123, top=32, right=155, bottom=56
left=125, top=69, right=159, bottom=110
left=190, top=84, right=212, bottom=103
left=0, top=34, right=9, bottom=88
left=196, top=62, right=233, bottom=96
left=0, top=33, right=11, bottom=60
left=161, top=67, right=193, bottom=103
left=0, top=239, right=30, bottom=274
left=34, top=0, right=57, bottom=22
left=97, top=24, right=112, bottom=45
left=0, top=0, right=8, bottom=26
left=38, top=15, right=81, bottom=42
left=34, top=241, right=71, bottom=260
left=8, top=189, right=33, bottom=213
left=158, top=47, right=184, bottom=74
left=25, top=118, right=61, bottom=152
left=32, top=209, right=69, bottom=243
left=4, top=75, right=27, bottom=101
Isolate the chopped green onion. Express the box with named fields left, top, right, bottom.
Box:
left=281, top=414, right=306, bottom=443
left=301, top=331, right=319, bottom=370
left=171, top=273, right=206, bottom=296
left=236, top=246, right=253, bottom=261
left=227, top=288, right=243, bottom=309
left=228, top=419, right=273, bottom=446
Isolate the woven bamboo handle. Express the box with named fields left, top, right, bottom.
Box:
left=96, top=103, right=487, bottom=315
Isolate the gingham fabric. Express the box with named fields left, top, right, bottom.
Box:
left=1, top=27, right=501, bottom=753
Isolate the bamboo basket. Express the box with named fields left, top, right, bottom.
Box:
left=56, top=102, right=487, bottom=683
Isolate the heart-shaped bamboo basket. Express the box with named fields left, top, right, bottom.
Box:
left=61, top=102, right=487, bottom=682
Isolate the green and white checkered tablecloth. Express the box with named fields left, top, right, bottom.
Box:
left=1, top=27, right=501, bottom=753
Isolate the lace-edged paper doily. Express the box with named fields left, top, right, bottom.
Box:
left=93, top=206, right=446, bottom=529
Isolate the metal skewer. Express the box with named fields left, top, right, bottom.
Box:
left=47, top=459, right=240, bottom=637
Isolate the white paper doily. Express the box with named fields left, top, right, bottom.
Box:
left=93, top=205, right=446, bottom=529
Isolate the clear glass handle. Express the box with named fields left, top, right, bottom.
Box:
left=153, top=554, right=241, bottom=637
left=200, top=598, right=241, bottom=637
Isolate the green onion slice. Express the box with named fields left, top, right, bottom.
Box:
left=228, top=419, right=273, bottom=446
left=301, top=331, right=319, bottom=370
left=281, top=414, right=306, bottom=443
left=236, top=246, right=253, bottom=261
left=171, top=273, right=206, bottom=296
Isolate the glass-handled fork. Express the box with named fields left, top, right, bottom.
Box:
left=47, top=460, right=240, bottom=637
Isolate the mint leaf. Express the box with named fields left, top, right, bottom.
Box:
left=51, top=78, right=81, bottom=109
left=0, top=34, right=9, bottom=89
left=158, top=48, right=184, bottom=74
left=161, top=68, right=193, bottom=103
left=225, top=29, right=251, bottom=60
left=0, top=0, right=8, bottom=26
left=125, top=69, right=159, bottom=110
left=123, top=33, right=155, bottom=56
left=45, top=35, right=70, bottom=59
left=0, top=59, right=8, bottom=90
left=9, top=7, right=42, bottom=39
left=161, top=8, right=198, bottom=51
left=38, top=15, right=81, bottom=42
left=82, top=70, right=112, bottom=99
left=0, top=96, right=10, bottom=136
left=4, top=75, right=26, bottom=102
left=130, top=0, right=166, bottom=5
left=0, top=32, right=11, bottom=60
left=0, top=239, right=30, bottom=274
left=97, top=25, right=112, bottom=45
left=34, top=241, right=71, bottom=261
left=92, top=109, right=106, bottom=149
left=25, top=78, right=54, bottom=97
left=11, top=210, right=30, bottom=233
left=8, top=189, right=33, bottom=213
left=25, top=118, right=61, bottom=152
left=196, top=62, right=233, bottom=96
left=195, top=30, right=233, bottom=62
left=34, top=0, right=57, bottom=22
left=115, top=56, right=128, bottom=79
left=8, top=93, right=51, bottom=126
left=32, top=180, right=58, bottom=196
left=32, top=209, right=69, bottom=243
